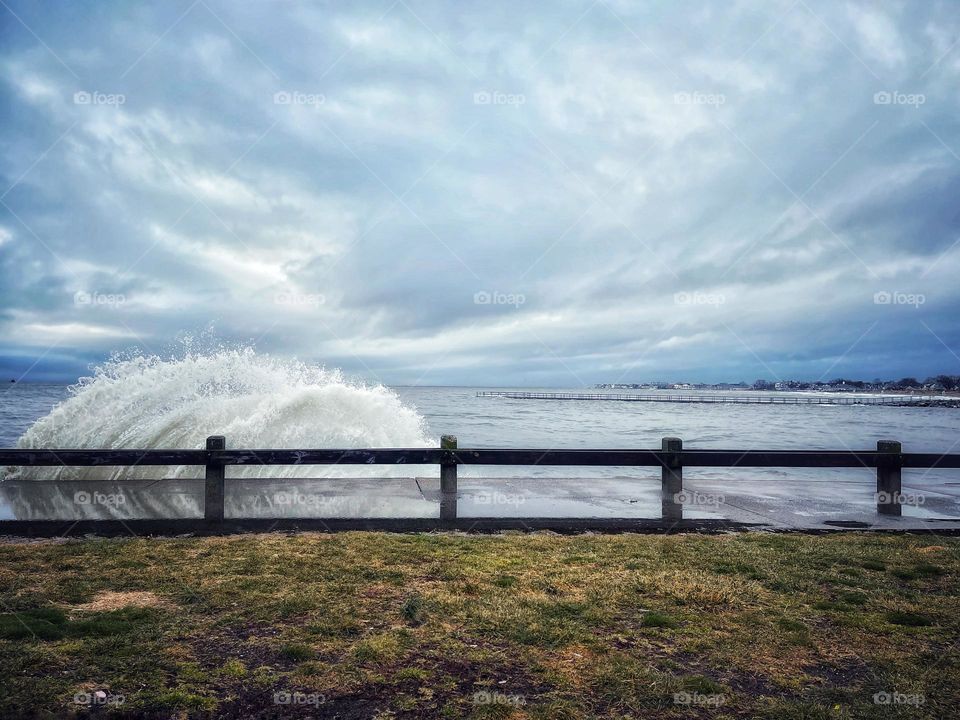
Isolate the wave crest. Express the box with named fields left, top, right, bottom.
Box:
left=10, top=348, right=433, bottom=479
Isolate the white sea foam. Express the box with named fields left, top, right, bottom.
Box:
left=8, top=347, right=433, bottom=480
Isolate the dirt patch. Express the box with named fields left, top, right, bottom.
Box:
left=183, top=630, right=548, bottom=720
left=73, top=591, right=174, bottom=612
left=805, top=657, right=873, bottom=688
left=187, top=620, right=290, bottom=670
left=604, top=633, right=790, bottom=700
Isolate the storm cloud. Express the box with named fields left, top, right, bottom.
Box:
left=1, top=0, right=959, bottom=385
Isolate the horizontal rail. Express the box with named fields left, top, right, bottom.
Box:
left=0, top=449, right=442, bottom=466
left=902, top=453, right=960, bottom=469
left=2, top=448, right=960, bottom=468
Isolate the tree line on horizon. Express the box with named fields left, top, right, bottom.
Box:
left=752, top=375, right=960, bottom=391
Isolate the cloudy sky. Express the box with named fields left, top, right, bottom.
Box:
left=1, top=0, right=959, bottom=385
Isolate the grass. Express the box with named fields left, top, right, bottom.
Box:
left=640, top=611, right=677, bottom=628
left=0, top=531, right=958, bottom=718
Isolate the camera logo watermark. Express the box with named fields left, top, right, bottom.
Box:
left=273, top=91, right=325, bottom=108
left=473, top=90, right=525, bottom=106
left=472, top=691, right=526, bottom=707
left=475, top=491, right=526, bottom=506
left=674, top=91, right=725, bottom=107
left=74, top=692, right=124, bottom=706
left=873, top=691, right=924, bottom=706
left=273, top=491, right=333, bottom=508
left=674, top=291, right=725, bottom=307
left=873, top=91, right=924, bottom=108
left=875, top=491, right=925, bottom=507
left=873, top=291, right=924, bottom=307
left=274, top=691, right=326, bottom=707
left=673, top=691, right=725, bottom=708
left=474, top=290, right=525, bottom=308
left=74, top=91, right=125, bottom=106
left=74, top=290, right=126, bottom=308
left=274, top=291, right=325, bottom=307
left=74, top=491, right=125, bottom=507
left=673, top=490, right=724, bottom=508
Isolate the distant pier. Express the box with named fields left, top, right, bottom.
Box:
left=476, top=391, right=946, bottom=406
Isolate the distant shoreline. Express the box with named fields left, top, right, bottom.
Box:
left=596, top=384, right=960, bottom=398
left=480, top=390, right=960, bottom=408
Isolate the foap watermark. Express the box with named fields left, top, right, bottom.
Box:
left=273, top=91, right=325, bottom=108
left=74, top=290, right=126, bottom=308
left=674, top=91, right=725, bottom=107
left=274, top=291, right=325, bottom=307
left=472, top=691, right=526, bottom=707
left=74, top=491, right=125, bottom=507
left=875, top=491, right=925, bottom=507
left=674, top=490, right=724, bottom=508
left=673, top=691, right=725, bottom=708
left=474, top=290, right=525, bottom=307
left=873, top=691, right=924, bottom=707
left=873, top=290, right=924, bottom=307
left=475, top=491, right=526, bottom=507
left=873, top=91, right=925, bottom=108
left=74, top=691, right=125, bottom=707
left=274, top=691, right=326, bottom=707
left=473, top=90, right=525, bottom=106
left=74, top=90, right=125, bottom=106
left=273, top=491, right=333, bottom=508
left=674, top=291, right=725, bottom=307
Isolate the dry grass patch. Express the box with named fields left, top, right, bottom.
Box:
left=542, top=644, right=602, bottom=688
left=635, top=568, right=767, bottom=607
left=73, top=590, right=174, bottom=613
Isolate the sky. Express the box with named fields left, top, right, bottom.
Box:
left=1, top=0, right=959, bottom=386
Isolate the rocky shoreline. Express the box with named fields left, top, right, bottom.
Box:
left=887, top=398, right=960, bottom=408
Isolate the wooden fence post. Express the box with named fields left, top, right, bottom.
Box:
left=440, top=435, right=458, bottom=521
left=205, top=436, right=226, bottom=523
left=661, top=437, right=683, bottom=521
left=876, top=440, right=902, bottom=516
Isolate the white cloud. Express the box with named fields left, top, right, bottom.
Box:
left=19, top=321, right=137, bottom=342
left=1, top=0, right=958, bottom=383
left=846, top=4, right=907, bottom=69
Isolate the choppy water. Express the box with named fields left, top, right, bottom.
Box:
left=5, top=382, right=959, bottom=455
left=1, top=351, right=958, bottom=524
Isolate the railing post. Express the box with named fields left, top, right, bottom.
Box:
left=661, top=437, right=683, bottom=521
left=440, top=435, right=457, bottom=521
left=876, top=440, right=902, bottom=516
left=205, top=435, right=226, bottom=523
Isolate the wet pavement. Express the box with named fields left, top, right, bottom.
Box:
left=2, top=474, right=958, bottom=531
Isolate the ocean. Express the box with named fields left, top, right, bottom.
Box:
left=1, top=352, right=958, bottom=525
left=3, top=381, right=958, bottom=459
